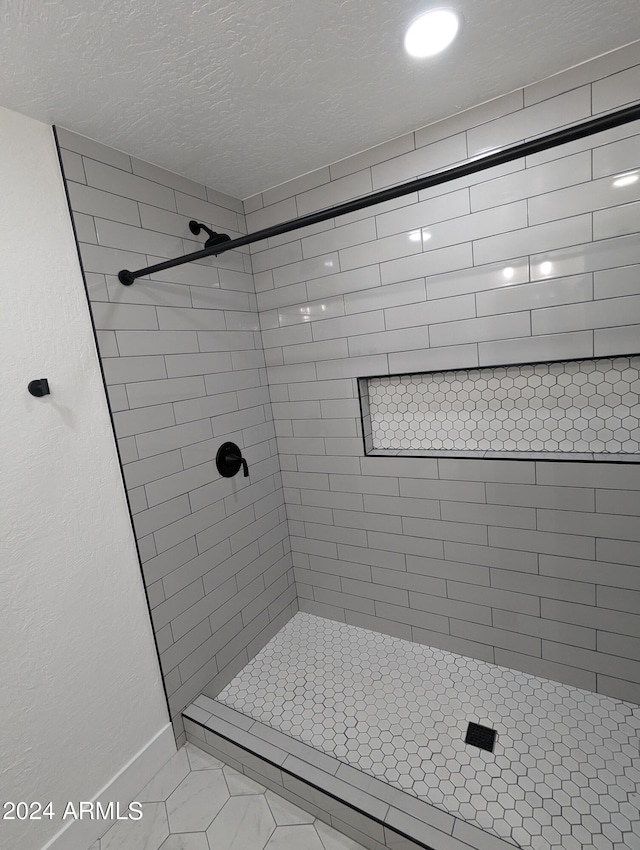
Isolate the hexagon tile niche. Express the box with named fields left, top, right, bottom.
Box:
left=360, top=356, right=640, bottom=457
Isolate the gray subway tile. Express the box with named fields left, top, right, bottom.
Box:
left=151, top=578, right=205, bottom=631
left=490, top=569, right=596, bottom=605
left=142, top=538, right=200, bottom=584
left=539, top=553, right=640, bottom=591
left=486, top=482, right=594, bottom=511
left=493, top=648, right=596, bottom=691
left=404, top=556, right=489, bottom=586
left=133, top=494, right=191, bottom=538
left=113, top=403, right=175, bottom=439
left=491, top=609, right=596, bottom=649
left=467, top=86, right=591, bottom=155
left=136, top=419, right=213, bottom=460
left=429, top=311, right=531, bottom=348
left=57, top=127, right=133, bottom=170
left=376, top=600, right=449, bottom=633
left=447, top=581, right=540, bottom=617
left=410, top=590, right=491, bottom=625
left=538, top=508, right=640, bottom=542
left=536, top=461, right=640, bottom=489
left=385, top=809, right=457, bottom=850
left=345, top=610, right=413, bottom=641
left=444, top=541, right=539, bottom=573
left=478, top=330, right=594, bottom=366
left=83, top=157, right=175, bottom=209
left=440, top=500, right=535, bottom=529
left=597, top=674, right=640, bottom=704
left=127, top=376, right=206, bottom=409
left=488, top=525, right=595, bottom=559
left=532, top=293, right=640, bottom=335
left=372, top=132, right=467, bottom=189
left=116, top=329, right=199, bottom=356
left=368, top=530, right=444, bottom=559
left=68, top=181, right=141, bottom=225
left=475, top=214, right=592, bottom=267
left=597, top=584, right=640, bottom=615
left=597, top=537, right=640, bottom=567
left=593, top=63, right=640, bottom=113
left=402, top=516, right=488, bottom=545
left=59, top=148, right=86, bottom=183
left=541, top=598, right=640, bottom=638
left=543, top=639, right=640, bottom=683
left=595, top=323, right=640, bottom=356
left=598, top=631, right=640, bottom=661
left=411, top=627, right=495, bottom=663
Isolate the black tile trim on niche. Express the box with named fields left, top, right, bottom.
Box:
left=357, top=352, right=640, bottom=465
left=366, top=449, right=640, bottom=464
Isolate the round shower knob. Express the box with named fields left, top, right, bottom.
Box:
left=216, top=442, right=249, bottom=478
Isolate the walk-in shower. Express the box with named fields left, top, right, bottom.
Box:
left=57, top=49, right=640, bottom=850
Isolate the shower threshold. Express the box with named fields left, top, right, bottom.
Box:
left=183, top=612, right=640, bottom=850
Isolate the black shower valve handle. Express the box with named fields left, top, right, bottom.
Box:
left=216, top=441, right=249, bottom=478
left=229, top=451, right=249, bottom=477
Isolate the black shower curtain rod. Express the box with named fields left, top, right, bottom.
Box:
left=118, top=102, right=640, bottom=286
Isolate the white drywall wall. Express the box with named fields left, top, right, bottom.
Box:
left=0, top=105, right=171, bottom=850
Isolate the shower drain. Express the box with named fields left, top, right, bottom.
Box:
left=465, top=722, right=497, bottom=752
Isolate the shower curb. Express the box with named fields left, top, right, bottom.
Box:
left=183, top=697, right=518, bottom=850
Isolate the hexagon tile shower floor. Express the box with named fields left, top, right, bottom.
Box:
left=187, top=613, right=640, bottom=850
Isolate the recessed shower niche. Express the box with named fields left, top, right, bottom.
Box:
left=359, top=355, right=640, bottom=460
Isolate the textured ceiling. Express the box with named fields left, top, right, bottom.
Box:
left=1, top=0, right=639, bottom=198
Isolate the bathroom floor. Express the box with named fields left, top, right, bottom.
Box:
left=93, top=742, right=365, bottom=850
left=213, top=612, right=640, bottom=850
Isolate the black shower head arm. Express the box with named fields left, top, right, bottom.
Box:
left=188, top=220, right=232, bottom=251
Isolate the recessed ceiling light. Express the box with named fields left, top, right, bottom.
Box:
left=404, top=9, right=460, bottom=59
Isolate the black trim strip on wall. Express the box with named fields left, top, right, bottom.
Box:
left=52, top=125, right=174, bottom=730
left=118, top=102, right=640, bottom=285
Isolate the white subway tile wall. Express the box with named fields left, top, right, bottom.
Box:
left=56, top=42, right=640, bottom=738
left=57, top=128, right=296, bottom=744
left=364, top=356, right=640, bottom=455
left=248, top=44, right=640, bottom=703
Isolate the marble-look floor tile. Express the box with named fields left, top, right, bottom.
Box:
left=185, top=741, right=223, bottom=771
left=101, top=802, right=168, bottom=850
left=158, top=833, right=209, bottom=850
left=139, top=748, right=190, bottom=802
left=206, top=794, right=276, bottom=850
left=96, top=742, right=367, bottom=850
left=264, top=823, right=327, bottom=850
left=166, top=769, right=229, bottom=833
left=265, top=790, right=315, bottom=825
